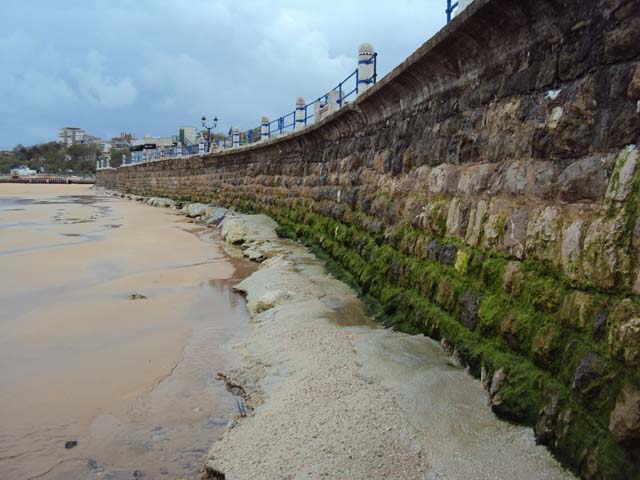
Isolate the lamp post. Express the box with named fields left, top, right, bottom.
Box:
left=201, top=115, right=218, bottom=153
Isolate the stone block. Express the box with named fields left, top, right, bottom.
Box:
left=572, top=352, right=609, bottom=403
left=609, top=383, right=640, bottom=447
left=605, top=145, right=638, bottom=203
left=525, top=206, right=562, bottom=266
left=446, top=197, right=471, bottom=239
left=465, top=200, right=488, bottom=247
left=459, top=290, right=480, bottom=331
left=427, top=164, right=459, bottom=195
left=457, top=163, right=494, bottom=195
left=502, top=261, right=523, bottom=296
left=557, top=156, right=610, bottom=201
left=628, top=63, right=640, bottom=99
left=582, top=212, right=631, bottom=290
left=503, top=209, right=528, bottom=260
left=561, top=219, right=584, bottom=281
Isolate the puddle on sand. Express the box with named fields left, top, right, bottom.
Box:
left=45, top=263, right=257, bottom=480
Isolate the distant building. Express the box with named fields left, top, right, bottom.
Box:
left=10, top=165, right=37, bottom=177
left=111, top=133, right=134, bottom=150
left=177, top=126, right=197, bottom=145
left=96, top=140, right=111, bottom=154
left=58, top=127, right=87, bottom=146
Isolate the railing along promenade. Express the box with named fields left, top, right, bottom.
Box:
left=97, top=0, right=475, bottom=171
left=100, top=43, right=378, bottom=169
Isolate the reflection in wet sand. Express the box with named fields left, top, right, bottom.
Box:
left=0, top=185, right=256, bottom=479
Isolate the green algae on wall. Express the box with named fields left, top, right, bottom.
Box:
left=262, top=203, right=639, bottom=480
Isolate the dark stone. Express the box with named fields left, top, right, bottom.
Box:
left=503, top=209, right=528, bottom=259
left=628, top=64, right=640, bottom=99
left=203, top=465, right=226, bottom=480
left=605, top=17, right=640, bottom=63
left=553, top=108, right=595, bottom=159
left=500, top=313, right=524, bottom=352
left=440, top=338, right=454, bottom=356
left=88, top=458, right=99, bottom=470
left=427, top=239, right=457, bottom=266
left=132, top=471, right=145, bottom=479
left=488, top=368, right=509, bottom=415
left=535, top=394, right=560, bottom=445
left=64, top=440, right=78, bottom=449
left=609, top=383, right=640, bottom=448
left=557, top=156, right=609, bottom=202
left=459, top=290, right=480, bottom=331
left=593, top=310, right=607, bottom=341
left=427, top=239, right=442, bottom=262
left=572, top=352, right=608, bottom=402
left=439, top=244, right=458, bottom=266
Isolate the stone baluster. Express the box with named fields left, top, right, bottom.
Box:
left=357, top=43, right=375, bottom=95
left=232, top=128, right=240, bottom=148
left=328, top=90, right=341, bottom=114
left=295, top=97, right=306, bottom=131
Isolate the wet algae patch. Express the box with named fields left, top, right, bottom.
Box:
left=235, top=200, right=639, bottom=480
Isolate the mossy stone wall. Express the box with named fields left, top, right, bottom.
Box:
left=98, top=0, right=640, bottom=477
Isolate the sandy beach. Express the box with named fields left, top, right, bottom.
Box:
left=0, top=185, right=255, bottom=479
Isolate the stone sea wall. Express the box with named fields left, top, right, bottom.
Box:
left=98, top=0, right=640, bottom=477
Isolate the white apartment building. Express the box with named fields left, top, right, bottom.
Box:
left=58, top=127, right=87, bottom=146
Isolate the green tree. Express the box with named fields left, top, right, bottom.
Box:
left=109, top=148, right=129, bottom=168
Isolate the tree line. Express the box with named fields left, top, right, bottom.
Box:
left=0, top=142, right=100, bottom=175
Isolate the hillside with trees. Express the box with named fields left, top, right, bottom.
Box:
left=0, top=142, right=99, bottom=175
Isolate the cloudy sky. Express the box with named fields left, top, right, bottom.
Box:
left=0, top=0, right=445, bottom=150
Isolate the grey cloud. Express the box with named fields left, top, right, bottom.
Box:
left=0, top=0, right=444, bottom=149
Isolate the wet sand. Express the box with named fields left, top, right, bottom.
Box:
left=0, top=185, right=255, bottom=479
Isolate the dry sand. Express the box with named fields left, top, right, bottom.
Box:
left=201, top=213, right=574, bottom=480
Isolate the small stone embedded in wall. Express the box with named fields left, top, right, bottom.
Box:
left=458, top=290, right=480, bottom=331
left=609, top=383, right=640, bottom=446
left=572, top=352, right=609, bottom=403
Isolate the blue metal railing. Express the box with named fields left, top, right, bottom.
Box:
left=446, top=0, right=459, bottom=22
left=123, top=50, right=377, bottom=164
left=124, top=143, right=207, bottom=165
left=233, top=52, right=377, bottom=145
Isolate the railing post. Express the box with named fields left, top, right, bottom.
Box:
left=314, top=97, right=325, bottom=122
left=328, top=89, right=340, bottom=114
left=261, top=116, right=269, bottom=141
left=232, top=127, right=240, bottom=148
left=357, top=43, right=376, bottom=95
left=295, top=97, right=306, bottom=131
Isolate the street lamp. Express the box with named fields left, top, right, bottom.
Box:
left=201, top=115, right=218, bottom=152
